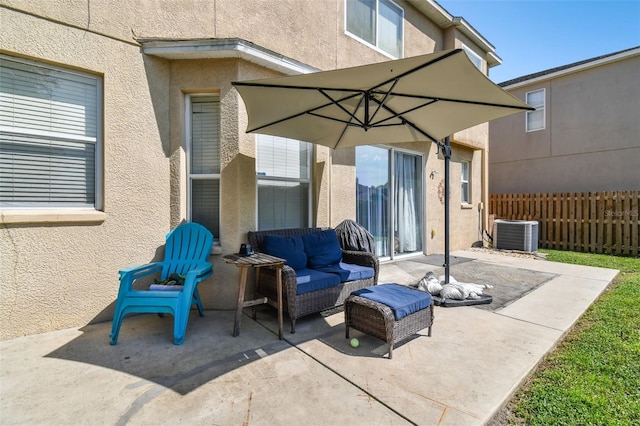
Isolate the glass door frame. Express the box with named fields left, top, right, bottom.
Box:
left=356, top=145, right=425, bottom=261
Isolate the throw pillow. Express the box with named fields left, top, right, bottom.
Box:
left=262, top=234, right=307, bottom=271
left=301, top=229, right=343, bottom=268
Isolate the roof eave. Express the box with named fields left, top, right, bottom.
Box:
left=407, top=1, right=498, bottom=59
left=139, top=38, right=319, bottom=75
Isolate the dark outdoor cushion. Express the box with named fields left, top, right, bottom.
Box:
left=262, top=234, right=307, bottom=271
left=301, top=229, right=343, bottom=268
left=315, top=262, right=375, bottom=282
left=295, top=268, right=341, bottom=294
left=352, top=283, right=432, bottom=320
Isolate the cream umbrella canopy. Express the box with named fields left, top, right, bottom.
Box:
left=232, top=48, right=532, bottom=282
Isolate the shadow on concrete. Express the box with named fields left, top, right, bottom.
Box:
left=45, top=255, right=556, bottom=395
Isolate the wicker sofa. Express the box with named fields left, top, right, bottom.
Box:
left=247, top=227, right=379, bottom=333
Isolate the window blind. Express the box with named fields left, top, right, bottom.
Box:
left=191, top=179, right=220, bottom=237
left=0, top=56, right=99, bottom=208
left=257, top=134, right=309, bottom=179
left=188, top=95, right=220, bottom=238
left=526, top=89, right=545, bottom=131
left=258, top=180, right=309, bottom=230
left=256, top=134, right=310, bottom=229
left=190, top=97, right=220, bottom=175
left=461, top=161, right=470, bottom=204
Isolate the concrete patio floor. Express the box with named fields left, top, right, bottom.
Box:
left=0, top=250, right=618, bottom=425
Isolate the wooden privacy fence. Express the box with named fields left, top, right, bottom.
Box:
left=490, top=191, right=639, bottom=256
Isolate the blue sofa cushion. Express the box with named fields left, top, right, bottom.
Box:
left=295, top=268, right=341, bottom=295
left=301, top=229, right=343, bottom=269
left=316, top=262, right=375, bottom=282
left=352, top=283, right=432, bottom=320
left=262, top=234, right=307, bottom=271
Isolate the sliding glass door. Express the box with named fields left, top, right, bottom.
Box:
left=356, top=146, right=423, bottom=258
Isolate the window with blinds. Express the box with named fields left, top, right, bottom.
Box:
left=256, top=134, right=310, bottom=230
left=0, top=55, right=101, bottom=208
left=526, top=89, right=545, bottom=132
left=188, top=96, right=220, bottom=240
left=461, top=161, right=470, bottom=204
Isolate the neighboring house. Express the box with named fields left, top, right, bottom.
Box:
left=1, top=0, right=502, bottom=340
left=489, top=47, right=640, bottom=194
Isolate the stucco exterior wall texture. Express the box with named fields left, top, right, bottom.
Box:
left=1, top=6, right=172, bottom=339
left=490, top=54, right=640, bottom=194
left=1, top=0, right=490, bottom=340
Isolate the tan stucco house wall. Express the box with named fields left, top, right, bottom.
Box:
left=489, top=47, right=640, bottom=194
left=1, top=0, right=499, bottom=340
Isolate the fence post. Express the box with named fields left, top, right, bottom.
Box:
left=632, top=191, right=639, bottom=256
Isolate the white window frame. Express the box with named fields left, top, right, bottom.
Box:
left=462, top=44, right=483, bottom=71
left=185, top=94, right=220, bottom=244
left=0, top=54, right=103, bottom=211
left=256, top=134, right=312, bottom=230
left=461, top=160, right=470, bottom=205
left=345, top=0, right=404, bottom=59
left=525, top=88, right=546, bottom=132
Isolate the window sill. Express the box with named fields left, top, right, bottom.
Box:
left=0, top=209, right=107, bottom=225
left=461, top=204, right=474, bottom=210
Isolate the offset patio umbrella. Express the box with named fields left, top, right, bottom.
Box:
left=232, top=48, right=532, bottom=282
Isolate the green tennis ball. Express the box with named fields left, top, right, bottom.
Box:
left=350, top=338, right=359, bottom=348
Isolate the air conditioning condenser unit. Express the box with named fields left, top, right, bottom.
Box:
left=493, top=219, right=539, bottom=252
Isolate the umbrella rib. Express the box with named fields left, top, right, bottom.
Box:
left=368, top=79, right=399, bottom=126
left=369, top=98, right=439, bottom=127
left=306, top=111, right=364, bottom=127
left=317, top=89, right=366, bottom=127
left=374, top=101, right=439, bottom=144
left=370, top=49, right=462, bottom=93
left=317, top=89, right=367, bottom=148
left=371, top=90, right=534, bottom=111
left=246, top=91, right=364, bottom=133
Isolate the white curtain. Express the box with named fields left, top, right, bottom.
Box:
left=394, top=152, right=418, bottom=252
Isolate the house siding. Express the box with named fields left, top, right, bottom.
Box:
left=1, top=0, right=493, bottom=340
left=490, top=50, right=640, bottom=194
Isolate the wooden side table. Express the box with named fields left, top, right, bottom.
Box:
left=222, top=252, right=285, bottom=339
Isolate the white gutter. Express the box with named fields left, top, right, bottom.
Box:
left=140, top=38, right=319, bottom=75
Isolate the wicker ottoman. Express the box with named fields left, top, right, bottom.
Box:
left=345, top=284, right=434, bottom=359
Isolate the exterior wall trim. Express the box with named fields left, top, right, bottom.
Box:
left=140, top=37, right=319, bottom=75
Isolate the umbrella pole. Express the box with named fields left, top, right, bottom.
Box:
left=443, top=136, right=451, bottom=284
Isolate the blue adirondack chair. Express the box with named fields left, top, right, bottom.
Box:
left=109, top=222, right=214, bottom=345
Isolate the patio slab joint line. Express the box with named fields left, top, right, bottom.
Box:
left=283, top=336, right=420, bottom=426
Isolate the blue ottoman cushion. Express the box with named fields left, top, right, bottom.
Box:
left=352, top=283, right=432, bottom=320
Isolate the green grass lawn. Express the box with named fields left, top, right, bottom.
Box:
left=502, top=250, right=640, bottom=425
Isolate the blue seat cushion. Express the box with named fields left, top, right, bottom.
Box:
left=295, top=268, right=341, bottom=295
left=315, top=262, right=375, bottom=282
left=262, top=234, right=307, bottom=271
left=352, top=283, right=432, bottom=320
left=301, top=229, right=343, bottom=269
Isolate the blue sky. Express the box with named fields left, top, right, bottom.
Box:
left=437, top=0, right=640, bottom=83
